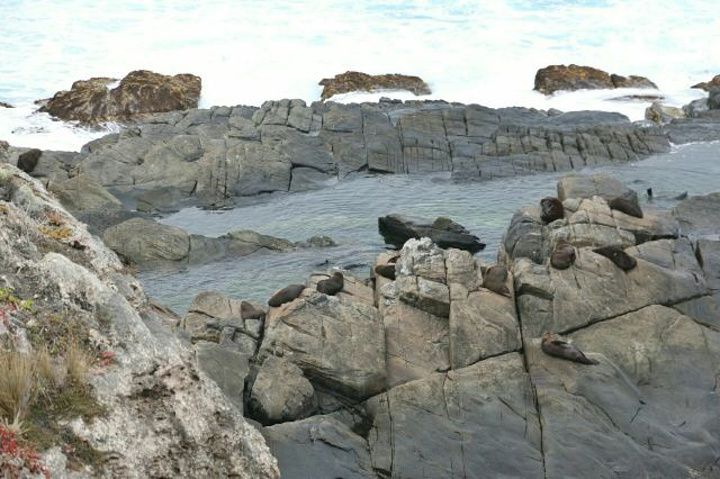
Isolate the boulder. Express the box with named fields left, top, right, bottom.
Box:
left=378, top=214, right=485, bottom=253
left=645, top=101, right=686, bottom=124
left=259, top=292, right=386, bottom=399
left=49, top=174, right=124, bottom=215
left=557, top=173, right=638, bottom=204
left=249, top=356, right=315, bottom=425
left=691, top=74, right=720, bottom=91
left=365, top=354, right=544, bottom=478
left=40, top=70, right=201, bottom=124
left=262, top=416, right=376, bottom=479
left=319, top=71, right=431, bottom=100
left=103, top=217, right=190, bottom=264
left=534, top=64, right=656, bottom=95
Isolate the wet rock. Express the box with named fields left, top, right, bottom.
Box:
left=319, top=71, right=431, bottom=100
left=17, top=148, right=42, bottom=174
left=378, top=214, right=485, bottom=253
left=691, top=74, right=720, bottom=91
left=249, top=356, right=315, bottom=424
left=534, top=64, right=656, bottom=94
left=40, top=70, right=201, bottom=124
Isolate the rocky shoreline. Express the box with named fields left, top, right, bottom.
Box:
left=1, top=160, right=718, bottom=477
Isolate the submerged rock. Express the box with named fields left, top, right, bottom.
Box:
left=39, top=70, right=201, bottom=124
left=378, top=214, right=485, bottom=253
left=319, top=71, right=431, bottom=100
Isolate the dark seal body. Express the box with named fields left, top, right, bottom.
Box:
left=540, top=197, right=564, bottom=224
left=608, top=197, right=643, bottom=218
left=374, top=264, right=396, bottom=280
left=268, top=284, right=305, bottom=307
left=541, top=333, right=599, bottom=365
left=483, top=265, right=511, bottom=297
left=550, top=241, right=576, bottom=270
left=240, top=301, right=266, bottom=320
left=17, top=148, right=42, bottom=174
left=317, top=272, right=344, bottom=296
left=593, top=245, right=637, bottom=271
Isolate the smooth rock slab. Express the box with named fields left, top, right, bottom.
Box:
left=195, top=341, right=250, bottom=413
left=365, top=353, right=544, bottom=478
left=526, top=305, right=720, bottom=478
left=249, top=356, right=315, bottom=425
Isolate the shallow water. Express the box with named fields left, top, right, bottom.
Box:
left=1, top=0, right=717, bottom=150
left=140, top=141, right=720, bottom=314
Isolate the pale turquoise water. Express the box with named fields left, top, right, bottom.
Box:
left=141, top=142, right=720, bottom=314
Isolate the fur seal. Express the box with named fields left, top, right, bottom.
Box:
left=550, top=240, right=576, bottom=270
left=317, top=272, right=344, bottom=296
left=483, top=265, right=511, bottom=297
left=240, top=301, right=266, bottom=320
left=593, top=245, right=637, bottom=271
left=17, top=148, right=42, bottom=174
left=540, top=197, right=564, bottom=224
left=608, top=197, right=643, bottom=218
left=268, top=284, right=305, bottom=307
left=541, top=332, right=599, bottom=365
left=646, top=187, right=653, bottom=200
left=374, top=264, right=396, bottom=280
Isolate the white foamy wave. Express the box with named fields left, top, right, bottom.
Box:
left=0, top=0, right=717, bottom=150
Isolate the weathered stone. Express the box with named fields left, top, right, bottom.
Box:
left=260, top=293, right=386, bottom=399
left=40, top=70, right=201, bottom=124
left=319, top=71, right=431, bottom=100
left=196, top=341, right=250, bottom=413
left=674, top=192, right=720, bottom=236
left=103, top=217, right=189, bottom=264
left=49, top=174, right=124, bottom=215
left=557, top=173, right=638, bottom=204
left=534, top=64, right=656, bottom=95
left=249, top=356, right=315, bottom=424
left=397, top=275, right=450, bottom=318
left=645, top=101, right=686, bottom=124
left=365, top=354, right=543, bottom=478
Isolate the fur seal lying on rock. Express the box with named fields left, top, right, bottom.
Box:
left=17, top=148, right=42, bottom=174
left=541, top=332, right=599, bottom=365
left=317, top=272, right=344, bottom=296
left=550, top=240, right=576, bottom=270
left=483, top=265, right=511, bottom=297
left=540, top=197, right=564, bottom=224
left=593, top=245, right=637, bottom=271
left=374, top=264, right=396, bottom=280
left=240, top=301, right=266, bottom=320
left=268, top=284, right=306, bottom=307
left=608, top=197, right=643, bottom=218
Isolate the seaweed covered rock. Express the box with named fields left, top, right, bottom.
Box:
left=319, top=71, right=431, bottom=100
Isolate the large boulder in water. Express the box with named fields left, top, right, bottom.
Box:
left=691, top=74, right=720, bottom=91
left=319, top=71, right=431, bottom=100
left=378, top=214, right=485, bottom=253
left=534, top=64, right=657, bottom=95
left=39, top=70, right=201, bottom=124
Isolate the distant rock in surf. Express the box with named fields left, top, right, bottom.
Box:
left=534, top=64, right=657, bottom=95
left=645, top=101, right=686, bottom=124
left=0, top=101, right=13, bottom=108
left=691, top=74, right=720, bottom=91
left=39, top=70, right=201, bottom=125
left=319, top=71, right=431, bottom=100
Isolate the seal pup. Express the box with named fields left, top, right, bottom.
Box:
left=268, top=284, right=306, bottom=307
left=540, top=197, right=564, bottom=224
left=550, top=240, right=576, bottom=270
left=17, top=148, right=42, bottom=174
left=593, top=245, right=637, bottom=271
left=317, top=272, right=344, bottom=296
left=608, top=197, right=643, bottom=218
left=541, top=332, right=599, bottom=365
left=240, top=301, right=266, bottom=320
left=483, top=265, right=511, bottom=297
left=374, top=264, right=396, bottom=280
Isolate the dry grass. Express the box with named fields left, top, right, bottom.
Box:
left=0, top=349, right=36, bottom=423
left=35, top=347, right=66, bottom=390
left=64, top=342, right=90, bottom=386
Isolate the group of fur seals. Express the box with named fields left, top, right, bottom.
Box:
left=540, top=197, right=564, bottom=224
left=268, top=284, right=305, bottom=307
left=17, top=148, right=42, bottom=174
left=483, top=265, right=511, bottom=297
left=541, top=332, right=599, bottom=365
left=317, top=272, right=344, bottom=296
left=608, top=197, right=643, bottom=218
left=593, top=245, right=637, bottom=271
left=550, top=240, right=576, bottom=270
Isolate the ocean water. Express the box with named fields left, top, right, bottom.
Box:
left=1, top=0, right=718, bottom=151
